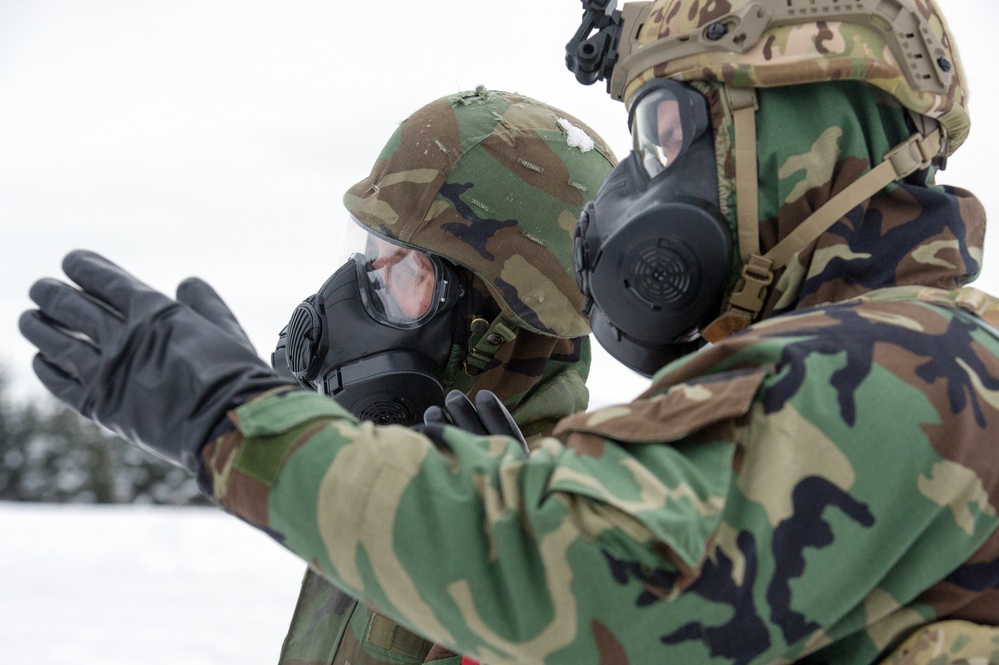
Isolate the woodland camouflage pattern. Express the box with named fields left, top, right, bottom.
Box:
left=207, top=279, right=999, bottom=664
left=277, top=89, right=614, bottom=665
left=200, top=6, right=998, bottom=665
left=276, top=328, right=593, bottom=665
left=344, top=86, right=616, bottom=339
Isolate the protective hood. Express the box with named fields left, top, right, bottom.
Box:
left=709, top=80, right=986, bottom=320
left=442, top=275, right=591, bottom=439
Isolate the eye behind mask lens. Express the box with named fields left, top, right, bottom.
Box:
left=356, top=250, right=463, bottom=330
left=630, top=80, right=711, bottom=180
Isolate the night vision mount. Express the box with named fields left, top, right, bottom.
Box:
left=566, top=0, right=955, bottom=104
left=565, top=0, right=624, bottom=89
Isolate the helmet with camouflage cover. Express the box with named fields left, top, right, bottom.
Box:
left=344, top=85, right=617, bottom=339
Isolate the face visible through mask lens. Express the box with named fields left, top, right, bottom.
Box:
left=355, top=233, right=463, bottom=329
left=631, top=81, right=710, bottom=180
left=367, top=237, right=436, bottom=321
left=654, top=98, right=682, bottom=168
left=572, top=78, right=729, bottom=376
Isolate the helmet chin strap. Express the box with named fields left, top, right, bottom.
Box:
left=702, top=84, right=945, bottom=343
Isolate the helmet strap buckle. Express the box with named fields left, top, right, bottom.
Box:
left=702, top=254, right=773, bottom=343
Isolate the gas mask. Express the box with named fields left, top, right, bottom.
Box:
left=273, top=233, right=465, bottom=425
left=574, top=79, right=732, bottom=376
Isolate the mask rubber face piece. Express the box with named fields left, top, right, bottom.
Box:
left=575, top=79, right=732, bottom=377
left=280, top=245, right=464, bottom=426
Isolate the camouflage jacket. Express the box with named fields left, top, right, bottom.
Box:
left=205, top=82, right=999, bottom=665
left=204, top=281, right=999, bottom=664
left=275, top=331, right=593, bottom=665
left=275, top=335, right=591, bottom=665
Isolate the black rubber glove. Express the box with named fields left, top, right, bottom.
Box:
left=18, top=250, right=298, bottom=472
left=424, top=389, right=530, bottom=457
left=175, top=276, right=257, bottom=352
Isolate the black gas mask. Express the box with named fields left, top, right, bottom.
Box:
left=273, top=235, right=464, bottom=425
left=574, top=79, right=733, bottom=376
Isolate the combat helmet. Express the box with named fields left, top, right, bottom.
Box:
left=567, top=0, right=968, bottom=337
left=344, top=86, right=617, bottom=342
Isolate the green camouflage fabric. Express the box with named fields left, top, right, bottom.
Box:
left=619, top=0, right=969, bottom=155
left=745, top=80, right=984, bottom=321
left=195, top=11, right=997, bottom=664
left=344, top=86, right=617, bottom=339
left=196, top=53, right=999, bottom=663
left=205, top=279, right=999, bottom=664
left=277, top=329, right=591, bottom=665
left=277, top=88, right=613, bottom=665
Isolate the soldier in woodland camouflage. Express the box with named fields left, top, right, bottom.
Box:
left=273, top=87, right=616, bottom=665
left=16, top=3, right=999, bottom=665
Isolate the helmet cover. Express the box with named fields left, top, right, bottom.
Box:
left=344, top=86, right=617, bottom=338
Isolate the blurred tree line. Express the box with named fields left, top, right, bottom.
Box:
left=0, top=367, right=207, bottom=505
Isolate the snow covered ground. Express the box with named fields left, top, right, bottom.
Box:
left=0, top=501, right=306, bottom=665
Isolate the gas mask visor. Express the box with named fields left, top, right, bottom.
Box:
left=630, top=79, right=712, bottom=181
left=348, top=221, right=464, bottom=330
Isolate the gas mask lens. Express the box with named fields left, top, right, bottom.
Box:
left=630, top=81, right=711, bottom=179
left=355, top=234, right=463, bottom=329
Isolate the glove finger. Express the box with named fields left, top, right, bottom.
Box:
left=28, top=278, right=123, bottom=345
left=423, top=404, right=450, bottom=427
left=19, top=309, right=103, bottom=392
left=443, top=389, right=489, bottom=435
left=30, top=352, right=87, bottom=411
left=474, top=390, right=529, bottom=454
left=176, top=277, right=254, bottom=350
left=61, top=249, right=164, bottom=316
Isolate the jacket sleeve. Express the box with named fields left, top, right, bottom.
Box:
left=201, top=295, right=999, bottom=664
left=201, top=369, right=762, bottom=663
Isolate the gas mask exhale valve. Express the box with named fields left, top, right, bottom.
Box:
left=574, top=80, right=732, bottom=376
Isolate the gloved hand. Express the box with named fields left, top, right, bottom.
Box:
left=18, top=250, right=298, bottom=472
left=175, top=275, right=257, bottom=352
left=424, top=389, right=530, bottom=457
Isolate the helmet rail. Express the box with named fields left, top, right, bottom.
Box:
left=608, top=0, right=954, bottom=102
left=568, top=0, right=955, bottom=104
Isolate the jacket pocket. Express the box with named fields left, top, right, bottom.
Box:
left=547, top=367, right=769, bottom=588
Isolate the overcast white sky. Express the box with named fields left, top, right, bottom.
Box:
left=1, top=1, right=997, bottom=409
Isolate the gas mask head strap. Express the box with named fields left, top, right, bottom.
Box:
left=703, top=84, right=944, bottom=343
